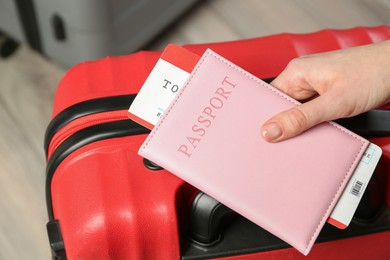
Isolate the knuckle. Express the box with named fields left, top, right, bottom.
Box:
left=288, top=57, right=301, bottom=66
left=285, top=58, right=305, bottom=82
left=286, top=108, right=309, bottom=132
left=286, top=58, right=300, bottom=71
left=287, top=56, right=306, bottom=70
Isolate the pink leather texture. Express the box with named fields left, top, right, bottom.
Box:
left=139, top=49, right=369, bottom=255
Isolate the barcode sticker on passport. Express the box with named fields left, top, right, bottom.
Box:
left=328, top=143, right=382, bottom=229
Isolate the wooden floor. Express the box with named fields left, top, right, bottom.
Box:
left=0, top=0, right=389, bottom=259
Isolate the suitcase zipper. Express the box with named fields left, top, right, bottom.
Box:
left=47, top=110, right=130, bottom=158
left=45, top=95, right=136, bottom=158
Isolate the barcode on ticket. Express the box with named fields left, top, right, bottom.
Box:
left=350, top=180, right=364, bottom=197
left=328, top=143, right=382, bottom=229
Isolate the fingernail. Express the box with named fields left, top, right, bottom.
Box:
left=262, top=123, right=282, bottom=141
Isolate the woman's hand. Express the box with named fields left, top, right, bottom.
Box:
left=261, top=40, right=390, bottom=142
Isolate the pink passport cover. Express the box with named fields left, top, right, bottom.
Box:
left=139, top=49, right=368, bottom=255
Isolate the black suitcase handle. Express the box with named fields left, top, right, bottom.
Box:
left=189, top=192, right=236, bottom=245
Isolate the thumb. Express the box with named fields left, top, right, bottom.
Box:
left=261, top=95, right=335, bottom=142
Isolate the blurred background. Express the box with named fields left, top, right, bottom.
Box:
left=0, top=0, right=389, bottom=259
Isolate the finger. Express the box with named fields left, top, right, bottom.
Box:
left=261, top=94, right=336, bottom=142
left=271, top=69, right=317, bottom=101
left=270, top=69, right=295, bottom=94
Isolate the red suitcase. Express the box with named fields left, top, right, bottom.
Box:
left=45, top=26, right=390, bottom=260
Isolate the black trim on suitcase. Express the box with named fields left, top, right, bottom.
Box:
left=45, top=94, right=390, bottom=158
left=44, top=95, right=136, bottom=156
left=15, top=0, right=42, bottom=52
